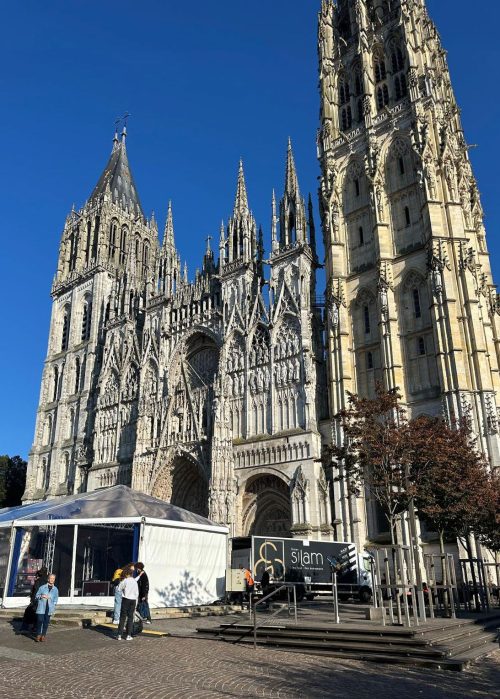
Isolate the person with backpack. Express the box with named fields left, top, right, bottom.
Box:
left=34, top=572, right=59, bottom=642
left=20, top=566, right=48, bottom=634
left=135, top=562, right=152, bottom=624
left=116, top=565, right=139, bottom=641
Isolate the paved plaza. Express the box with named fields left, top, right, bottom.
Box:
left=0, top=617, right=497, bottom=699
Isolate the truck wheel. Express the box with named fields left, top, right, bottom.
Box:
left=359, top=588, right=372, bottom=604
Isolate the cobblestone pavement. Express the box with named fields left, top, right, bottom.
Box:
left=0, top=620, right=497, bottom=699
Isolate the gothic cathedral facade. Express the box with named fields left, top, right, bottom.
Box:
left=25, top=1, right=499, bottom=551
left=23, top=132, right=331, bottom=539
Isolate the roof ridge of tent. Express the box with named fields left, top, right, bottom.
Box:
left=14, top=485, right=115, bottom=521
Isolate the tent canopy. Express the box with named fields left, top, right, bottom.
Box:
left=0, top=485, right=215, bottom=527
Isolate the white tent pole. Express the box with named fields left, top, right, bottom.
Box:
left=70, top=525, right=78, bottom=598
left=138, top=517, right=146, bottom=562
left=1, top=524, right=15, bottom=607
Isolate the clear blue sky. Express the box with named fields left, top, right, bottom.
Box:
left=1, top=1, right=499, bottom=460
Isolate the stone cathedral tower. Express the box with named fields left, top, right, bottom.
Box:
left=24, top=129, right=159, bottom=501
left=318, top=0, right=500, bottom=546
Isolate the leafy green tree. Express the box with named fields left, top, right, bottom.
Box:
left=331, top=385, right=413, bottom=544
left=0, top=455, right=27, bottom=508
left=408, top=415, right=491, bottom=559
left=477, top=468, right=500, bottom=554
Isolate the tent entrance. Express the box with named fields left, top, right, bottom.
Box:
left=9, top=523, right=136, bottom=598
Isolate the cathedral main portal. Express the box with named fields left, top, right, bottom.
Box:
left=242, top=475, right=292, bottom=538
left=152, top=457, right=209, bottom=518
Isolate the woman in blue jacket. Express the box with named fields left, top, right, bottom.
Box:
left=35, top=573, right=59, bottom=641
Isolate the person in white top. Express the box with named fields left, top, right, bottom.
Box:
left=117, top=565, right=139, bottom=641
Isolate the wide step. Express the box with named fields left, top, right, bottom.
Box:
left=197, top=614, right=500, bottom=670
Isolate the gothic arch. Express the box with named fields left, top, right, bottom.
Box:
left=383, top=136, right=417, bottom=193
left=354, top=286, right=376, bottom=308
left=341, top=158, right=364, bottom=194
left=398, top=271, right=440, bottom=396
left=151, top=451, right=209, bottom=517
left=241, top=472, right=292, bottom=538
left=165, top=325, right=222, bottom=378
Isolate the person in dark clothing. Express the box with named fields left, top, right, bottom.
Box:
left=20, top=567, right=48, bottom=634
left=117, top=565, right=139, bottom=641
left=135, top=562, right=151, bottom=624
left=260, top=569, right=271, bottom=609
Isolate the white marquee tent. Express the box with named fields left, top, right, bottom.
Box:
left=0, top=486, right=227, bottom=609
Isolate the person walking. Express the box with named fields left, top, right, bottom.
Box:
left=111, top=565, right=124, bottom=625
left=34, top=573, right=59, bottom=642
left=135, top=562, right=152, bottom=624
left=260, top=568, right=271, bottom=609
left=117, top=565, right=139, bottom=641
left=20, top=566, right=48, bottom=634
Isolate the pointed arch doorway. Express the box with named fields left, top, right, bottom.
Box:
left=151, top=456, right=209, bottom=518
left=242, top=474, right=292, bottom=537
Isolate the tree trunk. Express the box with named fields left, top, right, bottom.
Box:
left=390, top=514, right=396, bottom=546
left=439, top=530, right=450, bottom=616
left=465, top=535, right=481, bottom=612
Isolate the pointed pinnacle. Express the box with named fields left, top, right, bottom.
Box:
left=163, top=200, right=174, bottom=247
left=234, top=159, right=249, bottom=214
left=285, top=138, right=299, bottom=195
left=271, top=189, right=277, bottom=242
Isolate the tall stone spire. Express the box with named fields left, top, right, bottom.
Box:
left=89, top=129, right=144, bottom=220
left=163, top=200, right=175, bottom=249
left=308, top=193, right=317, bottom=262
left=233, top=159, right=249, bottom=215
left=284, top=137, right=300, bottom=197
left=279, top=139, right=306, bottom=248
left=158, top=200, right=181, bottom=296
left=271, top=189, right=278, bottom=253
left=225, top=160, right=257, bottom=266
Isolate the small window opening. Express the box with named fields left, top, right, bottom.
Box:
left=61, top=310, right=70, bottom=351
left=364, top=305, right=371, bottom=334
left=367, top=351, right=374, bottom=370
left=413, top=288, right=421, bottom=318
left=74, top=357, right=81, bottom=394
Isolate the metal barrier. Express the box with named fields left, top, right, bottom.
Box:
left=460, top=558, right=491, bottom=613
left=372, top=545, right=422, bottom=627
left=251, top=583, right=297, bottom=649
left=424, top=553, right=460, bottom=618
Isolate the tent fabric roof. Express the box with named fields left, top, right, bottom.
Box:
left=0, top=486, right=215, bottom=527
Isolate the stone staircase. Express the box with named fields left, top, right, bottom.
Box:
left=197, top=613, right=500, bottom=671
left=0, top=604, right=244, bottom=629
